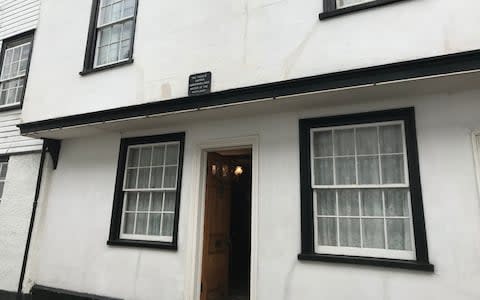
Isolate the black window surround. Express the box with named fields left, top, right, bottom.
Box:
left=0, top=30, right=35, bottom=112
left=107, top=132, right=185, bottom=250
left=298, top=107, right=434, bottom=272
left=320, top=0, right=408, bottom=20
left=80, top=0, right=139, bottom=76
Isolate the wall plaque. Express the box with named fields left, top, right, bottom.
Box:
left=188, top=72, right=212, bottom=96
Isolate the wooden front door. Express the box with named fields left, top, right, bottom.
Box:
left=200, top=153, right=232, bottom=300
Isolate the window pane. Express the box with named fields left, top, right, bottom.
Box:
left=165, top=144, right=179, bottom=165
left=120, top=40, right=131, bottom=60
left=161, top=213, right=174, bottom=236
left=317, top=217, right=337, bottom=246
left=135, top=213, right=148, bottom=235
left=139, top=147, right=152, bottom=167
left=152, top=145, right=165, bottom=166
left=148, top=213, right=162, bottom=236
left=150, top=167, right=163, bottom=188
left=1, top=50, right=13, bottom=77
left=6, top=86, right=16, bottom=104
left=356, top=127, right=378, bottom=155
left=151, top=192, right=163, bottom=211
left=387, top=219, right=412, bottom=250
left=334, top=129, right=355, bottom=156
left=380, top=125, right=403, bottom=154
left=123, top=212, right=135, bottom=234
left=112, top=2, right=122, bottom=21
left=137, top=192, right=150, bottom=211
left=357, top=156, right=379, bottom=184
left=338, top=190, right=359, bottom=216
left=108, top=43, right=119, bottom=62
left=97, top=46, right=108, bottom=66
left=163, top=192, right=176, bottom=212
left=125, top=192, right=137, bottom=211
left=122, top=20, right=133, bottom=40
left=19, top=59, right=28, bottom=75
left=339, top=218, right=361, bottom=247
left=123, top=0, right=136, bottom=17
left=314, top=158, right=333, bottom=185
left=125, top=168, right=137, bottom=188
left=335, top=157, right=356, bottom=185
left=316, top=190, right=336, bottom=216
left=0, top=163, right=8, bottom=179
left=127, top=148, right=139, bottom=167
left=361, top=189, right=383, bottom=216
left=100, top=4, right=112, bottom=24
left=163, top=166, right=177, bottom=188
left=137, top=168, right=150, bottom=188
left=99, top=27, right=111, bottom=46
left=0, top=90, right=7, bottom=105
left=381, top=155, right=405, bottom=184
left=111, top=23, right=122, bottom=43
left=0, top=182, right=4, bottom=198
left=21, top=45, right=30, bottom=60
left=313, top=131, right=333, bottom=157
left=362, top=219, right=385, bottom=249
left=385, top=189, right=409, bottom=216
left=12, top=47, right=20, bottom=64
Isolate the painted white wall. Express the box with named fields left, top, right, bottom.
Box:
left=21, top=0, right=480, bottom=122
left=0, top=153, right=41, bottom=292
left=26, top=88, right=480, bottom=299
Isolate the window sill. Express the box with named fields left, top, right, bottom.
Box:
left=298, top=253, right=434, bottom=272
left=0, top=103, right=22, bottom=113
left=319, top=0, right=408, bottom=20
left=107, top=238, right=177, bottom=250
left=79, top=58, right=134, bottom=76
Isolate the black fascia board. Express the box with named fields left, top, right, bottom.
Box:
left=18, top=49, right=480, bottom=135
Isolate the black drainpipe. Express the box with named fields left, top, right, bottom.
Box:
left=17, top=141, right=48, bottom=300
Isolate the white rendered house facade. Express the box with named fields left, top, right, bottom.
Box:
left=12, top=0, right=480, bottom=299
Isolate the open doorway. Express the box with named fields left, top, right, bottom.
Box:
left=200, top=148, right=252, bottom=300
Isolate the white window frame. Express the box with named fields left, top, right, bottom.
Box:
left=93, top=0, right=137, bottom=68
left=336, top=0, right=375, bottom=9
left=119, top=141, right=180, bottom=243
left=310, top=120, right=416, bottom=260
left=0, top=40, right=32, bottom=108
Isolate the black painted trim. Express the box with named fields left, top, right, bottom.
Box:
left=81, top=0, right=138, bottom=75
left=107, top=238, right=177, bottom=250
left=0, top=30, right=35, bottom=112
left=17, top=141, right=46, bottom=298
left=320, top=0, right=408, bottom=20
left=79, top=58, right=134, bottom=76
left=0, top=290, right=30, bottom=300
left=0, top=104, right=21, bottom=112
left=298, top=253, right=434, bottom=272
left=298, top=108, right=433, bottom=272
left=44, top=139, right=61, bottom=169
left=19, top=49, right=480, bottom=135
left=108, top=132, right=185, bottom=250
left=31, top=285, right=121, bottom=300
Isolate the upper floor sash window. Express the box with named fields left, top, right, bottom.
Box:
left=0, top=33, right=34, bottom=108
left=82, top=0, right=138, bottom=74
